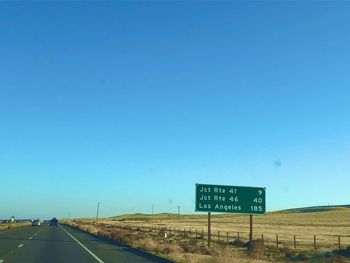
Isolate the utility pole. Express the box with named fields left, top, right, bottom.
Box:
left=152, top=204, right=154, bottom=216
left=96, top=202, right=100, bottom=224
left=177, top=206, right=180, bottom=221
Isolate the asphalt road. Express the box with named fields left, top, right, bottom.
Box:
left=0, top=224, right=173, bottom=263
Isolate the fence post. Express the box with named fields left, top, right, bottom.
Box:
left=218, top=231, right=220, bottom=242
left=276, top=234, right=279, bottom=248
left=227, top=232, right=229, bottom=244
left=196, top=229, right=198, bottom=238
left=261, top=234, right=264, bottom=245
left=338, top=236, right=341, bottom=250
left=294, top=235, right=297, bottom=249
left=237, top=232, right=240, bottom=241
left=202, top=229, right=204, bottom=239
left=314, top=235, right=317, bottom=250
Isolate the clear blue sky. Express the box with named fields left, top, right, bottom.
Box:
left=1, top=1, right=350, bottom=219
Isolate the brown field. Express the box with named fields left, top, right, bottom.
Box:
left=0, top=222, right=30, bottom=232
left=65, top=208, right=350, bottom=262
left=79, top=208, right=350, bottom=251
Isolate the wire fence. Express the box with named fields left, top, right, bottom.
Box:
left=104, top=223, right=350, bottom=251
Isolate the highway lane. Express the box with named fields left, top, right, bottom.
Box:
left=0, top=224, right=173, bottom=263
left=0, top=226, right=43, bottom=259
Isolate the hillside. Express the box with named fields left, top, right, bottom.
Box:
left=280, top=204, right=350, bottom=213
left=104, top=204, right=350, bottom=221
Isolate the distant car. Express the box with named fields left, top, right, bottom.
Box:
left=32, top=219, right=41, bottom=226
left=50, top=217, right=58, bottom=226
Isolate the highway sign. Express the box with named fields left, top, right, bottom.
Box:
left=195, top=184, right=266, bottom=215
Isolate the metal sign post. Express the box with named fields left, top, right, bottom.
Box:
left=208, top=212, right=211, bottom=248
left=249, top=214, right=253, bottom=243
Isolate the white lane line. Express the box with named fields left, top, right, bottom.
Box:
left=18, top=244, right=24, bottom=248
left=0, top=226, right=30, bottom=234
left=35, top=227, right=45, bottom=235
left=59, top=225, right=104, bottom=263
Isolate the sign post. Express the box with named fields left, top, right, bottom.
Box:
left=195, top=184, right=266, bottom=246
left=208, top=212, right=211, bottom=247
left=249, top=214, right=253, bottom=243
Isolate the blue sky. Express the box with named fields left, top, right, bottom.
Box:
left=1, top=1, right=350, bottom=219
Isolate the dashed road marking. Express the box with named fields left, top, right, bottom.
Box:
left=18, top=244, right=24, bottom=248
left=0, top=226, right=30, bottom=234
left=59, top=225, right=104, bottom=263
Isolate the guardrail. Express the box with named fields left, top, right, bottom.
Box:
left=0, top=220, right=32, bottom=224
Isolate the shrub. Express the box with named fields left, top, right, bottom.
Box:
left=245, top=240, right=266, bottom=259
left=333, top=246, right=350, bottom=257
left=229, top=239, right=245, bottom=247
left=211, top=246, right=250, bottom=263
left=278, top=247, right=294, bottom=258
left=294, top=253, right=309, bottom=261
left=180, top=239, right=200, bottom=253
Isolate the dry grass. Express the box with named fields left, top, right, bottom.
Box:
left=64, top=208, right=350, bottom=262
left=64, top=220, right=272, bottom=263
left=83, top=208, right=350, bottom=251
left=0, top=222, right=30, bottom=232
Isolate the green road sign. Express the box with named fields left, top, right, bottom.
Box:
left=195, top=184, right=266, bottom=215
